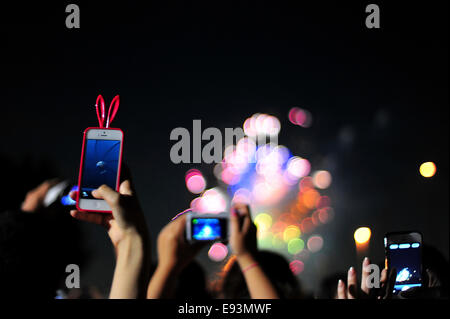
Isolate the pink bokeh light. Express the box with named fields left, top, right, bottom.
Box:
left=208, top=243, right=228, bottom=262
left=289, top=260, right=304, bottom=275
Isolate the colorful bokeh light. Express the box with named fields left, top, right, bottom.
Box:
left=254, top=213, right=273, bottom=232
left=419, top=162, right=436, bottom=178
left=283, top=225, right=301, bottom=242
left=307, top=235, right=324, bottom=253
left=208, top=243, right=228, bottom=262
left=244, top=113, right=281, bottom=137
left=286, top=157, right=311, bottom=180
left=185, top=169, right=206, bottom=194
left=288, top=107, right=313, bottom=128
left=191, top=188, right=227, bottom=213
left=184, top=111, right=335, bottom=275
left=354, top=227, right=371, bottom=244
left=312, top=170, right=332, bottom=189
left=288, top=238, right=305, bottom=255
left=289, top=260, right=304, bottom=275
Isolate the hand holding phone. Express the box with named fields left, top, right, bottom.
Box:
left=185, top=212, right=229, bottom=243
left=385, top=231, right=423, bottom=295
left=156, top=213, right=206, bottom=273
left=70, top=175, right=148, bottom=249
left=77, top=128, right=124, bottom=212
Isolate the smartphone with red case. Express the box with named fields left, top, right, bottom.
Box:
left=76, top=127, right=124, bottom=213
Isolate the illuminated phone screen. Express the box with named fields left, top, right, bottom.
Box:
left=192, top=218, right=225, bottom=240
left=388, top=242, right=422, bottom=293
left=80, top=139, right=121, bottom=199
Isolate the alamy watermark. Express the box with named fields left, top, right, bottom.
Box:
left=65, top=4, right=80, bottom=29
left=365, top=4, right=380, bottom=29
left=65, top=264, right=80, bottom=289
left=63, top=4, right=379, bottom=30
left=365, top=264, right=381, bottom=289
left=169, top=120, right=278, bottom=164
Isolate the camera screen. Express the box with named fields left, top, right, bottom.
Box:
left=80, top=139, right=121, bottom=199
left=192, top=218, right=223, bottom=240
left=388, top=242, right=422, bottom=293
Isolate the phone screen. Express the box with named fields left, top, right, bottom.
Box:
left=192, top=218, right=226, bottom=240
left=61, top=185, right=78, bottom=206
left=387, top=240, right=422, bottom=293
left=80, top=139, right=121, bottom=199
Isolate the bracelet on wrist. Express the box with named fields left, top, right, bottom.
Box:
left=242, top=262, right=259, bottom=273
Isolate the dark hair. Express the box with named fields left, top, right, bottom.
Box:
left=0, top=208, right=84, bottom=298
left=317, top=272, right=346, bottom=299
left=218, top=250, right=303, bottom=299
left=176, top=261, right=211, bottom=299
left=422, top=244, right=449, bottom=291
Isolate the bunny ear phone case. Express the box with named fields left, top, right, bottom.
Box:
left=76, top=95, right=124, bottom=213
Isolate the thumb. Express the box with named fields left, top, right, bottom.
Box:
left=69, top=190, right=78, bottom=201
left=92, top=184, right=120, bottom=209
left=119, top=180, right=133, bottom=196
left=230, top=206, right=241, bottom=236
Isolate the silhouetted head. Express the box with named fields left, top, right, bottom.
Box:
left=176, top=261, right=211, bottom=299
left=422, top=244, right=449, bottom=290
left=0, top=210, right=65, bottom=298
left=0, top=186, right=85, bottom=298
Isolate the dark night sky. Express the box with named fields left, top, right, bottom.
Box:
left=1, top=1, right=448, bottom=294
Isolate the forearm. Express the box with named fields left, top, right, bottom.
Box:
left=237, top=253, right=279, bottom=299
left=109, top=233, right=148, bottom=299
left=147, top=264, right=178, bottom=299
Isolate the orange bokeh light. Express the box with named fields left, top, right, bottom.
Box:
left=354, top=227, right=371, bottom=244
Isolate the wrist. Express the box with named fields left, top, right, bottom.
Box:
left=154, top=262, right=182, bottom=281
left=116, top=230, right=145, bottom=260
left=156, top=259, right=183, bottom=276
left=236, top=252, right=257, bottom=268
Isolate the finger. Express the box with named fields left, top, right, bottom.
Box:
left=92, top=184, right=120, bottom=208
left=361, top=257, right=371, bottom=294
left=119, top=180, right=133, bottom=196
left=235, top=204, right=252, bottom=232
left=380, top=268, right=388, bottom=284
left=21, top=179, right=61, bottom=212
left=425, top=268, right=440, bottom=287
left=70, top=210, right=111, bottom=227
left=337, top=279, right=347, bottom=299
left=38, top=178, right=60, bottom=195
left=347, top=267, right=357, bottom=299
left=167, top=212, right=187, bottom=236
left=119, top=163, right=135, bottom=192
left=383, top=267, right=397, bottom=299
left=377, top=268, right=388, bottom=299
left=242, top=214, right=253, bottom=233
left=234, top=203, right=250, bottom=217
left=172, top=213, right=188, bottom=244
left=46, top=178, right=61, bottom=187
left=171, top=208, right=191, bottom=221
left=69, top=191, right=78, bottom=201
left=173, top=213, right=187, bottom=228
left=230, top=206, right=241, bottom=236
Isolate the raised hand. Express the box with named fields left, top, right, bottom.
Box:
left=147, top=213, right=206, bottom=298
left=229, top=203, right=279, bottom=299
left=337, top=257, right=396, bottom=299
left=69, top=167, right=150, bottom=299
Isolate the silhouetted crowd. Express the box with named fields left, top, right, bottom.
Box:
left=0, top=156, right=448, bottom=299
